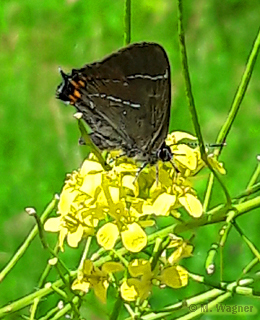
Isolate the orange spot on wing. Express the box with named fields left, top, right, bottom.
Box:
left=74, top=90, right=81, bottom=99
left=70, top=80, right=79, bottom=88
left=78, top=80, right=85, bottom=87
left=69, top=94, right=77, bottom=103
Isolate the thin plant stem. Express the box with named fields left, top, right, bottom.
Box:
left=29, top=297, right=40, bottom=320
left=233, top=221, right=260, bottom=261
left=124, top=0, right=131, bottom=45
left=38, top=243, right=60, bottom=288
left=176, top=0, right=205, bottom=151
left=38, top=305, right=61, bottom=320
left=0, top=196, right=58, bottom=282
left=177, top=292, right=232, bottom=320
left=77, top=118, right=111, bottom=171
left=203, top=27, right=260, bottom=210
left=79, top=236, right=92, bottom=270
left=246, top=160, right=260, bottom=190
left=30, top=243, right=60, bottom=320
left=215, top=27, right=260, bottom=153
left=216, top=161, right=260, bottom=267
left=177, top=0, right=232, bottom=207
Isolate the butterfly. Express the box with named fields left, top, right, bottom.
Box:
left=56, top=42, right=172, bottom=165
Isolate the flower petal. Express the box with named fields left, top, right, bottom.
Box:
left=143, top=193, right=176, bottom=216
left=128, top=259, right=151, bottom=277
left=80, top=159, right=104, bottom=175
left=58, top=189, right=80, bottom=215
left=44, top=217, right=62, bottom=232
left=174, top=144, right=198, bottom=170
left=121, top=222, right=147, bottom=252
left=93, top=279, right=109, bottom=304
left=120, top=279, right=140, bottom=301
left=97, top=223, right=119, bottom=250
left=179, top=193, right=203, bottom=218
left=160, top=265, right=188, bottom=288
left=67, top=225, right=84, bottom=248
left=80, top=172, right=102, bottom=197
left=71, top=279, right=90, bottom=293
left=101, top=262, right=124, bottom=274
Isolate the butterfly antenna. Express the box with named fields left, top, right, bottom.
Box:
left=58, top=67, right=69, bottom=80
left=187, top=141, right=227, bottom=148
left=206, top=142, right=227, bottom=148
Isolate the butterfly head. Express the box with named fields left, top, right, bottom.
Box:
left=157, top=142, right=172, bottom=162
left=56, top=68, right=84, bottom=105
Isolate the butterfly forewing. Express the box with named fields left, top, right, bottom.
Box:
left=57, top=42, right=171, bottom=162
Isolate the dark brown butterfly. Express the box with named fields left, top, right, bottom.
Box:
left=56, top=42, right=172, bottom=165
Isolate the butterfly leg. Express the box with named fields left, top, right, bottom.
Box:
left=133, top=161, right=149, bottom=183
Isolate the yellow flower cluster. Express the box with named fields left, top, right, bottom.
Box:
left=44, top=132, right=205, bottom=252
left=70, top=234, right=193, bottom=303
left=43, top=131, right=225, bottom=302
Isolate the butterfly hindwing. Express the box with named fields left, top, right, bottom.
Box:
left=57, top=42, right=171, bottom=161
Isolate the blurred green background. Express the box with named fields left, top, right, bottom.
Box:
left=1, top=0, right=260, bottom=318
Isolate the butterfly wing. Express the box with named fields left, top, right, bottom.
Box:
left=57, top=42, right=171, bottom=159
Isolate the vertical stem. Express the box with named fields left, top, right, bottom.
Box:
left=124, top=0, right=131, bottom=45
left=177, top=0, right=231, bottom=207
left=0, top=197, right=58, bottom=281
left=177, top=0, right=205, bottom=153
left=215, top=27, right=260, bottom=155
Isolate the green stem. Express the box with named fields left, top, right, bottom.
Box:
left=0, top=196, right=58, bottom=282
left=124, top=0, right=131, bottom=45
left=38, top=305, right=60, bottom=320
left=233, top=221, right=260, bottom=261
left=203, top=171, right=214, bottom=211
left=204, top=27, right=260, bottom=208
left=79, top=236, right=92, bottom=270
left=215, top=27, right=260, bottom=152
left=178, top=292, right=232, bottom=320
left=77, top=118, right=111, bottom=171
left=177, top=0, right=231, bottom=207
left=177, top=0, right=205, bottom=152
left=38, top=243, right=60, bottom=288
left=29, top=297, right=40, bottom=320
left=233, top=181, right=260, bottom=201
left=242, top=257, right=259, bottom=276
left=177, top=0, right=206, bottom=155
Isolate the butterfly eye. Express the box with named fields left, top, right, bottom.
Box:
left=157, top=144, right=172, bottom=162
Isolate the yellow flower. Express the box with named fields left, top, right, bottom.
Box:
left=179, top=192, right=203, bottom=218
left=72, top=259, right=124, bottom=303
left=159, top=265, right=188, bottom=288
left=166, top=234, right=193, bottom=264
left=96, top=222, right=119, bottom=250
left=167, top=131, right=198, bottom=145
left=121, top=222, right=147, bottom=252
left=173, top=177, right=203, bottom=218
left=142, top=193, right=178, bottom=217
left=44, top=202, right=95, bottom=251
left=120, top=259, right=153, bottom=302
left=97, top=221, right=147, bottom=253
left=44, top=131, right=222, bottom=254
left=44, top=162, right=105, bottom=250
